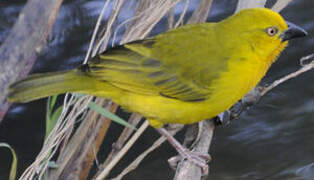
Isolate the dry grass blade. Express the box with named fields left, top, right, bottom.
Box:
left=43, top=1, right=121, bottom=179
left=99, top=114, right=142, bottom=169
left=15, top=0, right=309, bottom=179
left=19, top=95, right=92, bottom=179
left=235, top=0, right=267, bottom=12
left=187, top=0, right=213, bottom=24
left=92, top=1, right=184, bottom=178
left=112, top=125, right=184, bottom=180
left=167, top=7, right=175, bottom=29
left=121, top=0, right=181, bottom=43
left=95, top=0, right=126, bottom=54
left=272, top=0, right=294, bottom=12
left=174, top=0, right=190, bottom=28
left=95, top=121, right=150, bottom=180
left=49, top=99, right=115, bottom=179
left=20, top=1, right=119, bottom=178
left=85, top=0, right=111, bottom=62
left=107, top=1, right=215, bottom=179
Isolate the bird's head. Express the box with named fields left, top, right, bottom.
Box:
left=220, top=8, right=307, bottom=62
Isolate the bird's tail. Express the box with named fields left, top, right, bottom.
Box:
left=8, top=70, right=98, bottom=103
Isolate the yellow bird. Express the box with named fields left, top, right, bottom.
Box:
left=8, top=8, right=307, bottom=167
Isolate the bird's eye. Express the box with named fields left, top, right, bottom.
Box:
left=266, top=27, right=278, bottom=36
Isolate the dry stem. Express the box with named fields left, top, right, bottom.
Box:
left=112, top=125, right=184, bottom=180
left=95, top=120, right=150, bottom=180
left=187, top=0, right=213, bottom=24
left=261, top=54, right=314, bottom=96
left=236, top=0, right=267, bottom=12
left=99, top=114, right=142, bottom=169
left=272, top=0, right=294, bottom=12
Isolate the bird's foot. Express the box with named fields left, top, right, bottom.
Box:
left=168, top=151, right=211, bottom=175
left=156, top=127, right=210, bottom=176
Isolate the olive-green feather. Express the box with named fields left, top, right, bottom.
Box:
left=8, top=70, right=99, bottom=103
left=86, top=28, right=229, bottom=102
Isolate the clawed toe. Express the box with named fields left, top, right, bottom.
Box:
left=168, top=155, right=182, bottom=170
left=190, top=151, right=212, bottom=162
left=156, top=128, right=211, bottom=176
left=168, top=151, right=211, bottom=176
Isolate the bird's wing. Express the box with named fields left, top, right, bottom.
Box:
left=87, top=24, right=227, bottom=102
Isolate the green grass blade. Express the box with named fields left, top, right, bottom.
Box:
left=45, top=95, right=62, bottom=139
left=88, top=101, right=136, bottom=130
left=74, top=93, right=137, bottom=130
left=0, top=143, right=17, bottom=180
left=49, top=95, right=58, bottom=111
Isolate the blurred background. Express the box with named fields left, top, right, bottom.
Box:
left=0, top=0, right=314, bottom=179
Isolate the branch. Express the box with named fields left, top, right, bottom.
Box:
left=0, top=0, right=64, bottom=123
left=261, top=54, right=314, bottom=96
left=174, top=120, right=215, bottom=180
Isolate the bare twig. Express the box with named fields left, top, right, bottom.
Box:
left=261, top=54, right=314, bottom=96
left=228, top=53, right=314, bottom=137
left=272, top=0, right=294, bottom=12
left=95, top=120, right=150, bottom=180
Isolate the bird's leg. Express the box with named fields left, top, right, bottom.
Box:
left=156, top=128, right=211, bottom=172
left=214, top=99, right=246, bottom=125
left=214, top=110, right=231, bottom=125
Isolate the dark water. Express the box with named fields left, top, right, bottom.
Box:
left=1, top=0, right=314, bottom=179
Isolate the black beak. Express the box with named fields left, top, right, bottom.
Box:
left=281, top=21, right=308, bottom=41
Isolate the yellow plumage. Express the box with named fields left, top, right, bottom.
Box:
left=9, top=8, right=305, bottom=128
